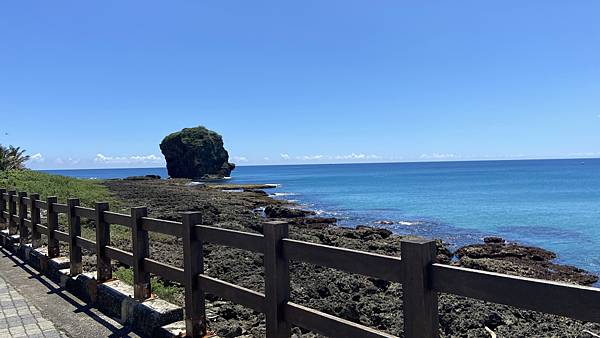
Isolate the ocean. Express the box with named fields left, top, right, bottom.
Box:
left=42, top=158, right=600, bottom=277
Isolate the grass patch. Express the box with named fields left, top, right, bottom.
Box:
left=0, top=168, right=133, bottom=243
left=114, top=267, right=183, bottom=304
left=0, top=169, right=118, bottom=207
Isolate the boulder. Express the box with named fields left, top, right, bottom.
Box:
left=264, top=205, right=315, bottom=218
left=483, top=236, right=505, bottom=244
left=455, top=240, right=598, bottom=286
left=289, top=217, right=338, bottom=229
left=159, top=126, right=235, bottom=179
left=456, top=242, right=556, bottom=261
left=355, top=225, right=393, bottom=240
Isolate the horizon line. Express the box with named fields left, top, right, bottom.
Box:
left=35, top=156, right=599, bottom=171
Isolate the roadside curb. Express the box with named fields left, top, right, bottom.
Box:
left=0, top=233, right=184, bottom=338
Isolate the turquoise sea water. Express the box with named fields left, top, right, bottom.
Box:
left=43, top=159, right=600, bottom=277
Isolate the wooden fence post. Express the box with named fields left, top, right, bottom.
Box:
left=0, top=188, right=6, bottom=225
left=264, top=221, right=291, bottom=338
left=8, top=190, right=17, bottom=235
left=30, top=194, right=41, bottom=249
left=46, top=196, right=59, bottom=258
left=131, top=206, right=150, bottom=299
left=95, top=202, right=111, bottom=282
left=18, top=192, right=28, bottom=245
left=182, top=211, right=206, bottom=337
left=68, top=198, right=82, bottom=276
left=401, top=239, right=439, bottom=338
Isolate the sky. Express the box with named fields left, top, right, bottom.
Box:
left=1, top=1, right=599, bottom=169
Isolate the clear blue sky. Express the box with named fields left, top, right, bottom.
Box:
left=1, top=1, right=599, bottom=169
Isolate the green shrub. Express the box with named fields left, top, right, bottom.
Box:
left=114, top=267, right=183, bottom=304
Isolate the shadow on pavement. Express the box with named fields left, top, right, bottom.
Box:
left=0, top=247, right=139, bottom=338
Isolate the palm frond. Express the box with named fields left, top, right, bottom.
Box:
left=0, top=144, right=30, bottom=171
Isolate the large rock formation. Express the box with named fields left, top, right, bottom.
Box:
left=160, top=126, right=235, bottom=179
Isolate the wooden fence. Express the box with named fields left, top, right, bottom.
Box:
left=0, top=187, right=599, bottom=338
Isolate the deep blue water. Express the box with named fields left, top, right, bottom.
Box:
left=42, top=159, right=600, bottom=277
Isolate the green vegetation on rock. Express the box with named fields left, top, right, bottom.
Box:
left=0, top=170, right=117, bottom=207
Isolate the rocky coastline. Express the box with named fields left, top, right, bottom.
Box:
left=100, top=178, right=599, bottom=337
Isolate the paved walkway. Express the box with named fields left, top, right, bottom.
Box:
left=0, top=275, right=67, bottom=337
left=0, top=248, right=140, bottom=338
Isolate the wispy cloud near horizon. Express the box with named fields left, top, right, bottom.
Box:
left=94, top=153, right=165, bottom=165
left=419, top=153, right=458, bottom=160
left=333, top=153, right=381, bottom=160
left=28, top=153, right=44, bottom=163
left=273, top=153, right=383, bottom=163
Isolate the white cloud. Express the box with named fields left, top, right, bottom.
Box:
left=298, top=155, right=325, bottom=160
left=67, top=157, right=80, bottom=165
left=333, top=153, right=380, bottom=160
left=232, top=156, right=248, bottom=162
left=281, top=153, right=382, bottom=162
left=263, top=157, right=270, bottom=161
left=94, top=153, right=165, bottom=164
left=94, top=154, right=108, bottom=162
left=28, top=153, right=44, bottom=163
left=129, top=154, right=162, bottom=161
left=419, top=153, right=457, bottom=160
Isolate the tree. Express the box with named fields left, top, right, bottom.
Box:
left=0, top=145, right=30, bottom=171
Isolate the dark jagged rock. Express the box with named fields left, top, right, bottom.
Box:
left=483, top=236, right=505, bottom=244
left=159, top=126, right=235, bottom=179
left=243, top=189, right=269, bottom=196
left=264, top=205, right=315, bottom=218
left=483, top=312, right=504, bottom=330
left=355, top=225, right=393, bottom=240
left=456, top=239, right=598, bottom=286
left=456, top=241, right=556, bottom=261
left=287, top=217, right=338, bottom=230
left=435, top=240, right=453, bottom=264
left=124, top=175, right=161, bottom=181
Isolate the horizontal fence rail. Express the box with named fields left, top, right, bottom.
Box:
left=0, top=188, right=599, bottom=338
left=283, top=238, right=404, bottom=282
left=430, top=264, right=600, bottom=323
left=141, top=217, right=182, bottom=237
left=285, top=302, right=396, bottom=338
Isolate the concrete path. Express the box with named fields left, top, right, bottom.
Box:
left=0, top=248, right=141, bottom=338
left=0, top=275, right=67, bottom=337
